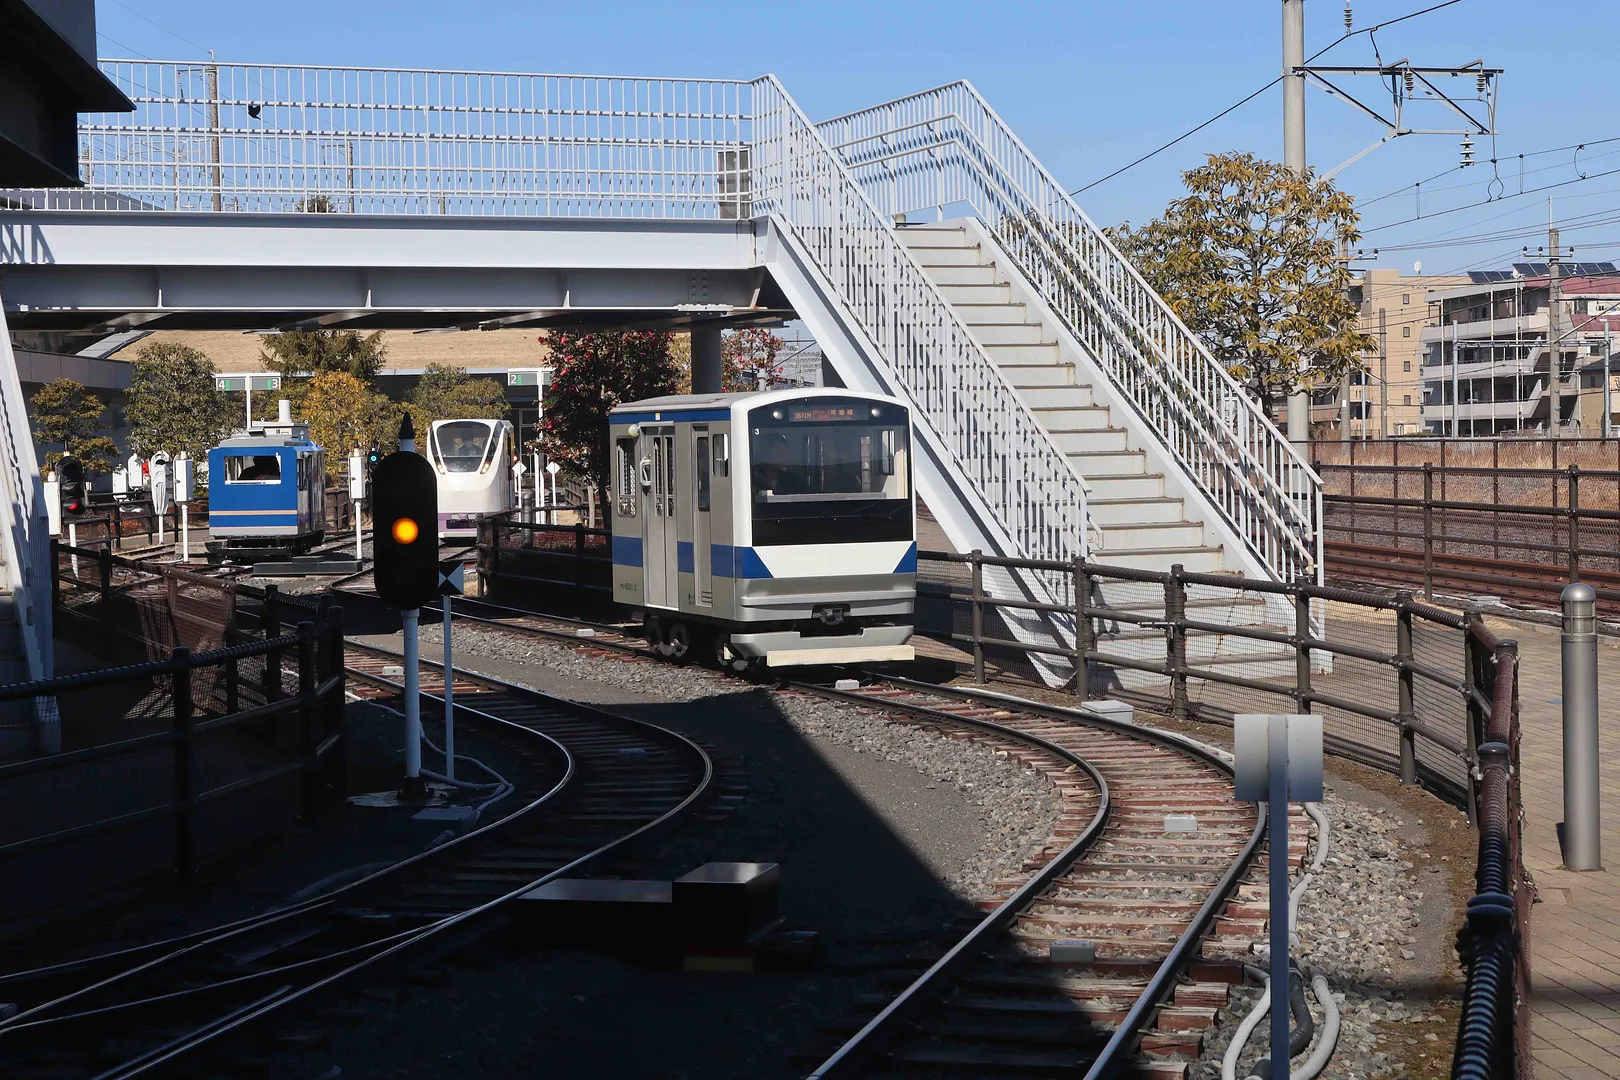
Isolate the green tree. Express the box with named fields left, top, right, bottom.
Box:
left=407, top=363, right=509, bottom=430
left=124, top=342, right=236, bottom=461
left=296, top=371, right=400, bottom=478
left=541, top=330, right=680, bottom=495
left=1109, top=151, right=1372, bottom=416
left=260, top=329, right=388, bottom=380
left=721, top=328, right=785, bottom=392
left=29, top=379, right=119, bottom=475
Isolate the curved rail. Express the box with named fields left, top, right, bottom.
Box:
left=0, top=643, right=715, bottom=1079
left=805, top=677, right=1265, bottom=1080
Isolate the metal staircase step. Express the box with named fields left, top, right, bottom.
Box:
left=1021, top=385, right=1098, bottom=409
left=923, top=263, right=1001, bottom=285
left=1095, top=520, right=1207, bottom=551
left=951, top=302, right=1032, bottom=326
left=963, top=322, right=1050, bottom=345
left=1000, top=364, right=1080, bottom=388
left=1091, top=546, right=1224, bottom=574
left=935, top=282, right=1012, bottom=304
left=1049, top=428, right=1129, bottom=454
left=1085, top=497, right=1188, bottom=525
left=1082, top=473, right=1167, bottom=500
left=984, top=341, right=1063, bottom=365
left=1065, top=449, right=1147, bottom=477
left=901, top=244, right=985, bottom=267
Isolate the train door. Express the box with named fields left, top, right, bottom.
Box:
left=693, top=427, right=711, bottom=606
left=641, top=426, right=677, bottom=608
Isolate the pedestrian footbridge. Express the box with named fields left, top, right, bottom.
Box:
left=0, top=62, right=1323, bottom=729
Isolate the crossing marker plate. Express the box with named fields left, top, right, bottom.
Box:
left=438, top=560, right=465, bottom=596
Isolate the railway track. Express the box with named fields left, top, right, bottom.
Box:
left=369, top=593, right=1286, bottom=1077
left=1326, top=538, right=1620, bottom=612
left=0, top=643, right=714, bottom=1079
left=798, top=679, right=1274, bottom=1079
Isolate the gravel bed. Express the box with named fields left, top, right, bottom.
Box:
left=1194, top=788, right=1455, bottom=1080
left=290, top=621, right=1072, bottom=1078
left=417, top=620, right=1062, bottom=904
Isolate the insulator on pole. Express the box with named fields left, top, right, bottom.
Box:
left=1403, top=68, right=1415, bottom=94
left=1344, top=2, right=1353, bottom=31
left=1477, top=71, right=1488, bottom=94
left=1460, top=136, right=1475, bottom=167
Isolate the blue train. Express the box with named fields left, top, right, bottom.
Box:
left=206, top=401, right=327, bottom=561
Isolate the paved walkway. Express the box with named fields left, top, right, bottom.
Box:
left=1485, top=614, right=1620, bottom=1080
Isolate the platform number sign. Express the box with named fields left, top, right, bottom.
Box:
left=372, top=418, right=439, bottom=610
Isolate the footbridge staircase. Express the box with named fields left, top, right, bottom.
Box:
left=0, top=64, right=1321, bottom=695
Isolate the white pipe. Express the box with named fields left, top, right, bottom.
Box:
left=1229, top=803, right=1342, bottom=1080
left=1224, top=982, right=1273, bottom=1080
left=1293, top=972, right=1342, bottom=1080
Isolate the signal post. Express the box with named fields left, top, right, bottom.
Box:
left=372, top=416, right=439, bottom=795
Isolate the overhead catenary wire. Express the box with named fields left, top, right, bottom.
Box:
left=1070, top=0, right=1471, bottom=195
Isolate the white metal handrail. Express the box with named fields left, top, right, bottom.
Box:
left=9, top=61, right=1090, bottom=572
left=746, top=75, right=1089, bottom=568
left=0, top=298, right=54, bottom=749
left=818, top=82, right=1324, bottom=584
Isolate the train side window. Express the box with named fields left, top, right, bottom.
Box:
left=615, top=437, right=637, bottom=516
left=696, top=436, right=710, bottom=511
left=223, top=454, right=282, bottom=483
left=712, top=432, right=728, bottom=476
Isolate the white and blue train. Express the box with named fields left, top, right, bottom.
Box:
left=206, top=401, right=327, bottom=559
left=608, top=388, right=916, bottom=669
left=424, top=418, right=516, bottom=539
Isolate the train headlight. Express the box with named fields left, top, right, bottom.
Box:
left=391, top=517, right=421, bottom=544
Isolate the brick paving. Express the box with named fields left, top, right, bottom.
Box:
left=1480, top=615, right=1620, bottom=1080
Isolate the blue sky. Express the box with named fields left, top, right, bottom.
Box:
left=93, top=0, right=1620, bottom=278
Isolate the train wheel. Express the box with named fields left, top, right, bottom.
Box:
left=665, top=622, right=693, bottom=666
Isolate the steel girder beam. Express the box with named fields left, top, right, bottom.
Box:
left=0, top=210, right=776, bottom=331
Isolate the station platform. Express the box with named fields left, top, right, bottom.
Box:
left=1492, top=615, right=1620, bottom=1080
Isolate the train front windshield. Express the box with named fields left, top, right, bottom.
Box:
left=433, top=422, right=496, bottom=473
left=749, top=399, right=911, bottom=545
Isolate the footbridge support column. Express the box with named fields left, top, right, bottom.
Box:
left=692, top=325, right=723, bottom=394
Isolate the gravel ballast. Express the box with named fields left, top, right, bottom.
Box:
left=1194, top=788, right=1459, bottom=1080
left=307, top=621, right=1069, bottom=1078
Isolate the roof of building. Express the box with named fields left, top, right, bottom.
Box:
left=110, top=329, right=553, bottom=373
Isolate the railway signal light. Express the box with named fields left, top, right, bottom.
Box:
left=372, top=416, right=439, bottom=610
left=57, top=455, right=86, bottom=517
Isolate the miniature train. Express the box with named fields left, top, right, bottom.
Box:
left=206, top=400, right=326, bottom=560
left=424, top=418, right=516, bottom=539
left=608, top=388, right=916, bottom=669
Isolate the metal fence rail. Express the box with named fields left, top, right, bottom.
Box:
left=1320, top=461, right=1620, bottom=611
left=912, top=546, right=1529, bottom=1077
left=817, top=82, right=1322, bottom=585
left=0, top=544, right=346, bottom=922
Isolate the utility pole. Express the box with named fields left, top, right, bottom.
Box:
left=1605, top=323, right=1613, bottom=440
left=1549, top=213, right=1565, bottom=435
left=207, top=55, right=222, bottom=213
left=1458, top=320, right=1470, bottom=440
left=1379, top=307, right=1390, bottom=437
left=1283, top=0, right=1311, bottom=450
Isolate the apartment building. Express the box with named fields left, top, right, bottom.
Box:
left=1419, top=263, right=1620, bottom=435
left=1322, top=269, right=1470, bottom=437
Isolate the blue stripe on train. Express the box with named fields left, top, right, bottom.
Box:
left=709, top=544, right=772, bottom=579
left=612, top=534, right=643, bottom=567
left=677, top=541, right=693, bottom=574
left=894, top=542, right=917, bottom=573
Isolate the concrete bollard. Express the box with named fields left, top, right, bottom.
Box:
left=1561, top=581, right=1603, bottom=870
